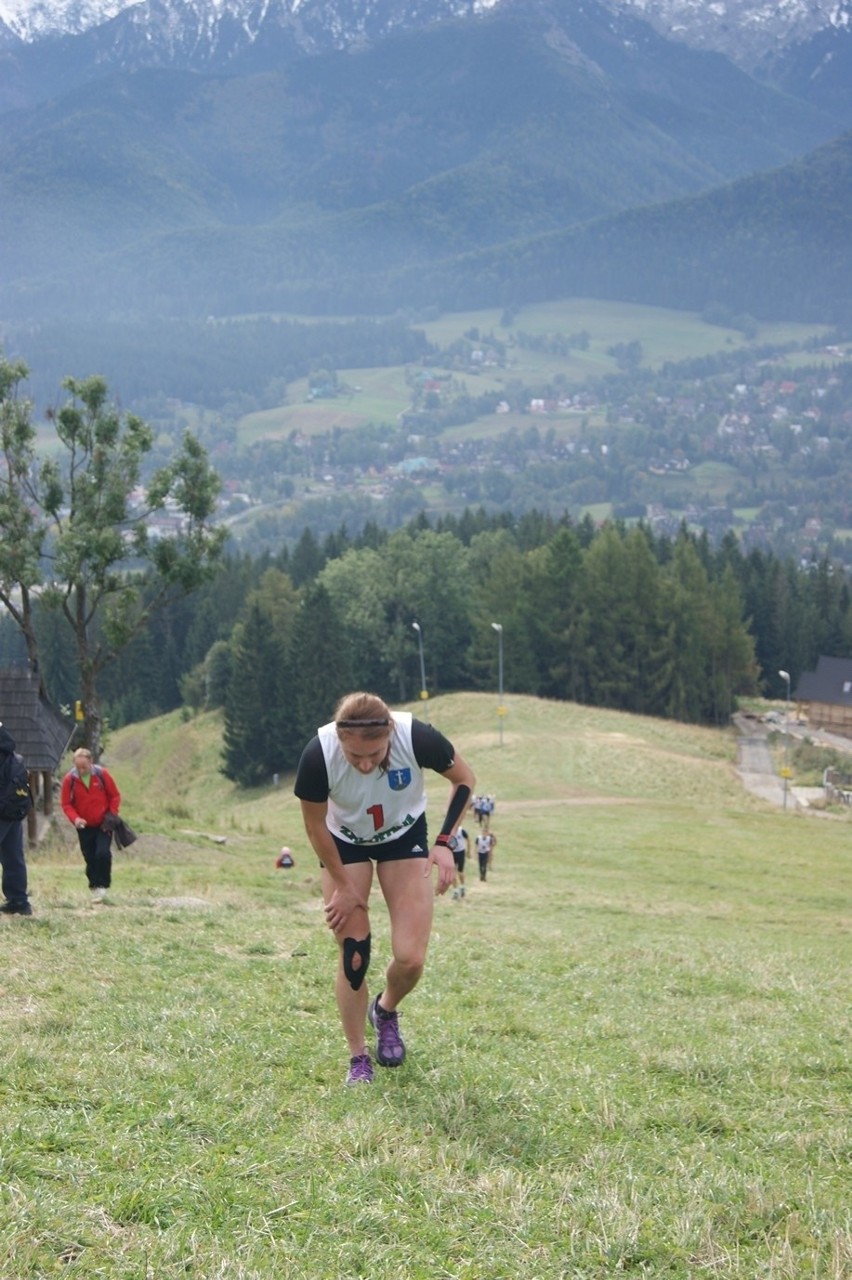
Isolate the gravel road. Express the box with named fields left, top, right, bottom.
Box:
left=733, top=713, right=852, bottom=809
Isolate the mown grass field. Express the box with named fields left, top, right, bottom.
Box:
left=416, top=300, right=827, bottom=370
left=4, top=693, right=850, bottom=1279
left=643, top=460, right=744, bottom=504
left=239, top=368, right=413, bottom=445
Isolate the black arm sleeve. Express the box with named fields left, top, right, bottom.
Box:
left=439, top=783, right=471, bottom=837
left=293, top=737, right=330, bottom=802
left=412, top=719, right=470, bottom=837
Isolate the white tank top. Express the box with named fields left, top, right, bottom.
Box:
left=318, top=712, right=428, bottom=846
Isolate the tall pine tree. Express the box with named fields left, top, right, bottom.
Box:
left=221, top=600, right=289, bottom=786
left=288, top=583, right=354, bottom=757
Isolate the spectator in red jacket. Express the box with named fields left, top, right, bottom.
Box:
left=61, top=748, right=121, bottom=902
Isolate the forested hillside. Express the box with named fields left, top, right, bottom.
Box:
left=1, top=0, right=844, bottom=322
left=370, top=131, right=852, bottom=325
left=2, top=509, right=848, bottom=783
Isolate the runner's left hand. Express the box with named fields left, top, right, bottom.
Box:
left=427, top=845, right=455, bottom=895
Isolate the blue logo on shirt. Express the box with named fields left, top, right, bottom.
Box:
left=387, top=768, right=412, bottom=791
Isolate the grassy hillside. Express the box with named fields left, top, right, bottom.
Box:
left=102, top=692, right=744, bottom=838
left=417, top=299, right=823, bottom=361
left=6, top=694, right=850, bottom=1278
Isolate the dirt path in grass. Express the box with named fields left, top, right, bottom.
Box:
left=495, top=796, right=638, bottom=810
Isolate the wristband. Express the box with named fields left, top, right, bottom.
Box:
left=435, top=834, right=452, bottom=848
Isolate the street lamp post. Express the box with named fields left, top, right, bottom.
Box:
left=412, top=621, right=428, bottom=700
left=779, top=669, right=791, bottom=810
left=491, top=622, right=504, bottom=746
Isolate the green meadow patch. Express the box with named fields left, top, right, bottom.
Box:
left=239, top=368, right=416, bottom=444
left=418, top=299, right=828, bottom=372
left=4, top=694, right=850, bottom=1278
left=578, top=502, right=614, bottom=523
left=642, top=460, right=742, bottom=503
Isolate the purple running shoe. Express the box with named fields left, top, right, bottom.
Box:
left=368, top=995, right=406, bottom=1067
left=346, top=1053, right=374, bottom=1085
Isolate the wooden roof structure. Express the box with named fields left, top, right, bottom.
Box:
left=0, top=667, right=74, bottom=770
left=794, top=655, right=852, bottom=739
left=795, top=655, right=852, bottom=708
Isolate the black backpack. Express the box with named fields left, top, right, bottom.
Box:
left=0, top=751, right=34, bottom=821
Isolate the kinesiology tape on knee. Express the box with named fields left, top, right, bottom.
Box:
left=342, top=933, right=371, bottom=991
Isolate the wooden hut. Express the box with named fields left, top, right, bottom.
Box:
left=794, top=655, right=852, bottom=739
left=0, top=667, right=75, bottom=844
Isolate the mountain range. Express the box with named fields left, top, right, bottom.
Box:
left=2, top=0, right=851, bottom=106
left=1, top=0, right=850, bottom=71
left=1, top=0, right=851, bottom=326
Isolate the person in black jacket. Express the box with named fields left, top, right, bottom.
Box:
left=0, top=725, right=33, bottom=917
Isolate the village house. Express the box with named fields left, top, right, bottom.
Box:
left=794, top=656, right=852, bottom=739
